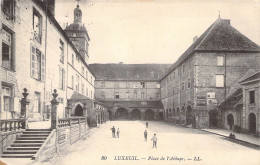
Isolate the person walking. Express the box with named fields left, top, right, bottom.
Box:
left=111, top=126, right=115, bottom=138
left=117, top=128, right=120, bottom=138
left=144, top=130, right=148, bottom=141
left=146, top=122, right=149, bottom=128
left=151, top=134, right=157, bottom=148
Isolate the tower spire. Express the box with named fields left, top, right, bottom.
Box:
left=74, top=0, right=82, bottom=24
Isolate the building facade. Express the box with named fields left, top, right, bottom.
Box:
left=160, top=18, right=260, bottom=129
left=0, top=0, right=100, bottom=123
left=90, top=64, right=170, bottom=120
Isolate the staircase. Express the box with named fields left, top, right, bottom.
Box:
left=1, top=129, right=51, bottom=159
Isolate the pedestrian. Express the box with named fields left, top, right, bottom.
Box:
left=117, top=128, right=120, bottom=138
left=146, top=122, right=148, bottom=128
left=144, top=130, right=148, bottom=141
left=111, top=126, right=115, bottom=138
left=151, top=134, right=157, bottom=148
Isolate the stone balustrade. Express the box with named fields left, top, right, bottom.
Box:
left=0, top=119, right=25, bottom=132
left=58, top=117, right=87, bottom=128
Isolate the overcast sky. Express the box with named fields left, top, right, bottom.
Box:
left=55, top=0, right=260, bottom=64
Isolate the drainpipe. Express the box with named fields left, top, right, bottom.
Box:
left=43, top=0, right=48, bottom=121
left=224, top=54, right=227, bottom=100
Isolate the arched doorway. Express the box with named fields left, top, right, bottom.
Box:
left=158, top=112, right=164, bottom=120
left=108, top=110, right=112, bottom=120
left=75, top=104, right=83, bottom=116
left=249, top=113, right=256, bottom=134
left=209, top=110, right=218, bottom=128
left=144, top=109, right=154, bottom=120
left=131, top=109, right=141, bottom=120
left=115, top=108, right=129, bottom=120
left=172, top=108, right=175, bottom=117
left=227, top=114, right=234, bottom=130
left=186, top=106, right=192, bottom=125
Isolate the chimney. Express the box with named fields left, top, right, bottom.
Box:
left=193, top=36, right=198, bottom=43
left=44, top=0, right=55, bottom=17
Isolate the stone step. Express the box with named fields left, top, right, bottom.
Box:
left=26, top=129, right=51, bottom=131
left=7, top=146, right=41, bottom=150
left=17, top=137, right=47, bottom=140
left=1, top=154, right=34, bottom=158
left=14, top=140, right=45, bottom=143
left=20, top=134, right=49, bottom=137
left=3, top=150, right=38, bottom=154
left=11, top=143, right=43, bottom=147
left=23, top=131, right=51, bottom=134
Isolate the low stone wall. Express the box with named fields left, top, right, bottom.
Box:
left=34, top=118, right=89, bottom=161
left=0, top=130, right=24, bottom=154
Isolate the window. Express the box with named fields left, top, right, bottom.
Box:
left=86, top=87, right=88, bottom=96
left=126, top=82, right=130, bottom=88
left=81, top=66, right=84, bottom=76
left=182, top=64, right=185, bottom=73
left=249, top=91, right=255, bottom=104
left=71, top=76, right=74, bottom=89
left=188, top=78, right=191, bottom=88
left=59, top=67, right=65, bottom=90
left=216, top=75, right=224, bottom=87
left=31, top=45, right=45, bottom=80
left=86, top=71, right=88, bottom=80
left=91, top=90, right=93, bottom=98
left=76, top=75, right=79, bottom=92
left=33, top=8, right=42, bottom=43
left=2, top=29, right=13, bottom=69
left=2, top=0, right=15, bottom=21
left=217, top=56, right=224, bottom=66
left=156, top=83, right=160, bottom=88
left=134, top=91, right=137, bottom=99
left=141, top=82, right=145, bottom=88
left=1, top=86, right=12, bottom=112
left=156, top=92, right=160, bottom=99
left=115, top=92, right=119, bottom=99
left=101, top=82, right=105, bottom=88
left=72, top=54, right=74, bottom=66
left=182, top=82, right=185, bottom=91
left=60, top=40, right=64, bottom=63
left=125, top=92, right=129, bottom=99
left=34, top=92, right=41, bottom=113
left=141, top=92, right=145, bottom=99
left=82, top=84, right=84, bottom=94
left=173, top=87, right=174, bottom=95
left=101, top=91, right=105, bottom=99
left=176, top=83, right=179, bottom=94
left=114, top=82, right=119, bottom=88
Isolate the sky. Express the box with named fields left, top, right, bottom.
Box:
left=55, top=0, right=260, bottom=64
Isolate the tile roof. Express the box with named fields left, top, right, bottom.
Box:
left=89, top=63, right=171, bottom=81
left=162, top=18, right=260, bottom=80
left=68, top=91, right=91, bottom=100
left=218, top=88, right=243, bottom=109
left=101, top=101, right=163, bottom=109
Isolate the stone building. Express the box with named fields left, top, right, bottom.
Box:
left=160, top=18, right=260, bottom=129
left=90, top=64, right=170, bottom=120
left=239, top=71, right=260, bottom=136
left=0, top=0, right=100, bottom=124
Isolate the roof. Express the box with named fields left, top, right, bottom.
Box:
left=101, top=101, right=163, bottom=109
left=239, top=71, right=260, bottom=84
left=219, top=88, right=243, bottom=109
left=68, top=91, right=91, bottom=100
left=162, top=18, right=260, bottom=80
left=65, top=23, right=90, bottom=41
left=89, top=64, right=171, bottom=81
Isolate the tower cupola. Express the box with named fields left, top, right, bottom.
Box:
left=74, top=4, right=82, bottom=24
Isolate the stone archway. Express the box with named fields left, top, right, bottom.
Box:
left=249, top=113, right=256, bottom=134
left=186, top=105, right=192, bottom=125
left=75, top=104, right=83, bottom=116
left=144, top=109, right=155, bottom=120
left=209, top=109, right=218, bottom=128
left=115, top=107, right=129, bottom=120
left=131, top=109, right=141, bottom=120
left=227, top=114, right=234, bottom=130
left=172, top=108, right=175, bottom=117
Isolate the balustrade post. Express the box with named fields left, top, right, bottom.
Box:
left=51, top=89, right=59, bottom=129
left=20, top=88, right=30, bottom=129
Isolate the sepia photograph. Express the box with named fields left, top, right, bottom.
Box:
left=0, top=0, right=260, bottom=165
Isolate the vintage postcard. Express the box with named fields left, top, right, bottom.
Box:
left=0, top=0, right=259, bottom=165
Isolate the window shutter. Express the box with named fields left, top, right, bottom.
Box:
left=59, top=66, right=62, bottom=89
left=63, top=69, right=65, bottom=90
left=41, top=53, right=45, bottom=81
left=31, top=46, right=36, bottom=78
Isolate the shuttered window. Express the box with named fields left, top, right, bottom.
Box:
left=31, top=45, right=45, bottom=81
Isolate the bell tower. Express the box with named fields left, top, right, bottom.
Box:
left=64, top=0, right=90, bottom=64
